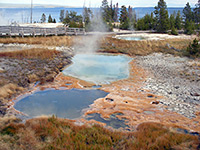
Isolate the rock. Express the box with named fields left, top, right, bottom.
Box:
left=175, top=86, right=180, bottom=89
left=166, top=43, right=170, bottom=48
left=0, top=67, right=4, bottom=72
left=121, top=88, right=130, bottom=91
left=147, top=94, right=154, bottom=98
left=0, top=108, right=7, bottom=116
left=151, top=101, right=160, bottom=105
left=105, top=98, right=114, bottom=102
left=190, top=93, right=200, bottom=97
left=135, top=53, right=200, bottom=118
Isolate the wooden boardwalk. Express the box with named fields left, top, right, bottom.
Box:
left=0, top=26, right=86, bottom=37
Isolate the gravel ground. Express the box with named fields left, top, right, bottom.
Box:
left=135, top=53, right=200, bottom=119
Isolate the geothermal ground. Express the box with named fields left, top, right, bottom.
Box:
left=0, top=34, right=200, bottom=133
left=40, top=53, right=199, bottom=132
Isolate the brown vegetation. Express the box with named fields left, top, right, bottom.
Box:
left=0, top=35, right=199, bottom=149
left=0, top=36, right=73, bottom=47
left=133, top=122, right=199, bottom=149
left=0, top=84, right=24, bottom=100
left=0, top=35, right=193, bottom=57
left=0, top=83, right=24, bottom=116
left=0, top=47, right=72, bottom=116
left=99, top=36, right=192, bottom=56
left=0, top=116, right=199, bottom=150
left=0, top=48, right=61, bottom=60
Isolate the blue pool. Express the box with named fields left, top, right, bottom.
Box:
left=14, top=89, right=108, bottom=119
left=62, top=54, right=132, bottom=84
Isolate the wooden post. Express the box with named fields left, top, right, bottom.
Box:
left=21, top=28, right=24, bottom=38
left=83, top=29, right=86, bottom=35
left=74, top=28, right=77, bottom=36
left=44, top=29, right=46, bottom=37
left=9, top=27, right=11, bottom=38
left=33, top=28, right=35, bottom=37
left=65, top=27, right=67, bottom=35
left=55, top=28, right=57, bottom=36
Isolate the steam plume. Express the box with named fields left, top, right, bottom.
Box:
left=74, top=10, right=107, bottom=54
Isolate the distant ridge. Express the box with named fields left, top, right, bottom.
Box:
left=0, top=3, right=74, bottom=8
left=133, top=7, right=184, bottom=9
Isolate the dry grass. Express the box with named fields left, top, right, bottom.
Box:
left=0, top=48, right=69, bottom=100
left=0, top=83, right=24, bottom=100
left=0, top=35, right=193, bottom=56
left=0, top=117, right=21, bottom=130
left=27, top=74, right=40, bottom=83
left=0, top=117, right=199, bottom=150
left=99, top=36, right=192, bottom=56
left=0, top=36, right=73, bottom=47
left=0, top=48, right=61, bottom=60
left=132, top=122, right=199, bottom=150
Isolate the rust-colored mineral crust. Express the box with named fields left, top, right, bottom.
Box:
left=11, top=59, right=200, bottom=132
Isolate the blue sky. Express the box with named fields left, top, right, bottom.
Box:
left=0, top=0, right=197, bottom=7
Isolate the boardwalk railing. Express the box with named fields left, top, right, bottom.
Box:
left=0, top=26, right=86, bottom=37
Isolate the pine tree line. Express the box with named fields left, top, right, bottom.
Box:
left=99, top=0, right=200, bottom=34
left=136, top=0, right=200, bottom=34
left=39, top=0, right=200, bottom=35
left=40, top=13, right=56, bottom=23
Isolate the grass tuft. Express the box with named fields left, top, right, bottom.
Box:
left=0, top=36, right=73, bottom=47
left=0, top=117, right=199, bottom=150
left=99, top=36, right=192, bottom=56
left=0, top=48, right=61, bottom=60
left=0, top=83, right=24, bottom=100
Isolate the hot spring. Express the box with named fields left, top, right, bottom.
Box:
left=14, top=53, right=132, bottom=128
left=62, top=54, right=132, bottom=84
left=116, top=36, right=144, bottom=41
left=14, top=89, right=108, bottom=119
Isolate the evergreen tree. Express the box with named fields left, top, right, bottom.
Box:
left=83, top=7, right=93, bottom=25
left=113, top=3, right=119, bottom=22
left=136, top=14, right=154, bottom=30
left=183, top=2, right=196, bottom=34
left=48, top=14, right=53, bottom=23
left=150, top=12, right=155, bottom=29
left=41, top=13, right=46, bottom=23
left=175, top=11, right=182, bottom=30
left=59, top=10, right=65, bottom=22
left=184, top=19, right=195, bottom=35
left=183, top=3, right=194, bottom=22
left=128, top=6, right=133, bottom=19
left=170, top=26, right=178, bottom=35
left=64, top=11, right=70, bottom=24
left=63, top=11, right=83, bottom=27
left=110, top=0, right=114, bottom=21
left=53, top=19, right=56, bottom=23
left=101, top=0, right=111, bottom=22
left=186, top=38, right=200, bottom=56
left=154, top=0, right=169, bottom=33
left=136, top=18, right=145, bottom=30
left=68, top=11, right=82, bottom=22
left=119, top=5, right=130, bottom=30
left=83, top=7, right=93, bottom=30
left=128, top=6, right=135, bottom=29
left=194, top=0, right=200, bottom=28
left=169, top=13, right=176, bottom=29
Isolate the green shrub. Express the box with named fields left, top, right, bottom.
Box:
left=186, top=38, right=200, bottom=57
left=171, top=26, right=178, bottom=35
left=184, top=20, right=195, bottom=35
